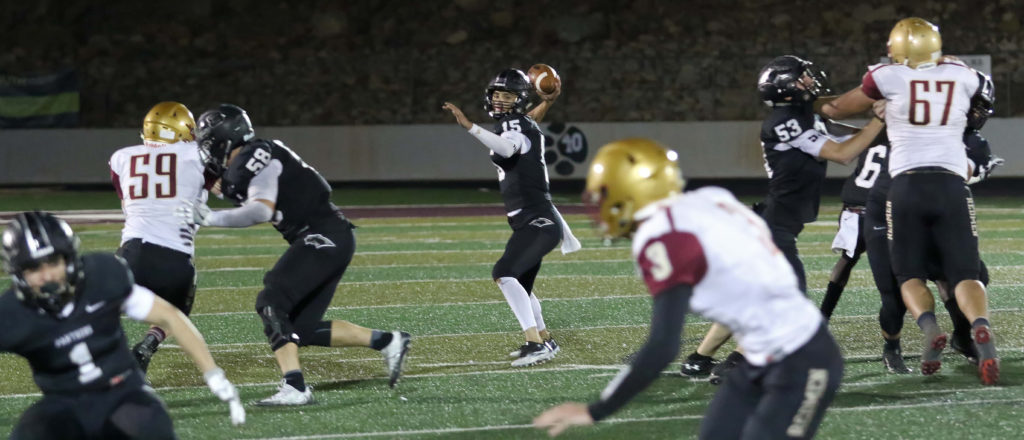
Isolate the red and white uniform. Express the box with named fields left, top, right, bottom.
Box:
left=862, top=60, right=980, bottom=178
left=632, top=187, right=822, bottom=366
left=109, top=141, right=207, bottom=255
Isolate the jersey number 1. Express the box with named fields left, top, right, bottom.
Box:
left=69, top=342, right=102, bottom=384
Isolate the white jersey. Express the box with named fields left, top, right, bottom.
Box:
left=862, top=61, right=981, bottom=178
left=631, top=187, right=822, bottom=366
left=109, top=141, right=207, bottom=255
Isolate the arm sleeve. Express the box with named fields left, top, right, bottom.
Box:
left=587, top=284, right=692, bottom=421
left=788, top=129, right=829, bottom=158
left=468, top=124, right=520, bottom=158
left=122, top=284, right=157, bottom=321
left=206, top=200, right=274, bottom=227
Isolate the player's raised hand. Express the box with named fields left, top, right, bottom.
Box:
left=533, top=402, right=594, bottom=437
left=442, top=102, right=473, bottom=129
left=204, top=367, right=246, bottom=426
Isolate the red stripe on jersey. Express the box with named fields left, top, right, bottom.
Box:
left=110, top=169, right=123, bottom=199
left=637, top=230, right=707, bottom=297
left=861, top=70, right=884, bottom=100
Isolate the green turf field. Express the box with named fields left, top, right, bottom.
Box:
left=1, top=201, right=1022, bottom=439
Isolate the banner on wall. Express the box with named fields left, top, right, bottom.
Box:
left=0, top=69, right=80, bottom=128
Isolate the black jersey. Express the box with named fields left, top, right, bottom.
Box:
left=0, top=254, right=142, bottom=395
left=840, top=133, right=889, bottom=206
left=222, top=139, right=344, bottom=242
left=964, top=130, right=993, bottom=174
left=489, top=114, right=554, bottom=226
left=759, top=104, right=829, bottom=231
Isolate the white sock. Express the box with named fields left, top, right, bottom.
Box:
left=497, top=277, right=536, bottom=331
left=529, top=293, right=547, bottom=333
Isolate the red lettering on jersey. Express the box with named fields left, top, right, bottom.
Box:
left=637, top=231, right=707, bottom=296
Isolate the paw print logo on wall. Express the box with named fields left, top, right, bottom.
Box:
left=542, top=122, right=588, bottom=176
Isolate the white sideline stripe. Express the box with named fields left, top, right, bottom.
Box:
left=239, top=398, right=1024, bottom=440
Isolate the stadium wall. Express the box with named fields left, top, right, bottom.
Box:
left=2, top=119, right=1022, bottom=185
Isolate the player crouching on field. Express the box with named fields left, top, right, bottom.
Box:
left=1, top=212, right=243, bottom=439
left=534, top=140, right=843, bottom=439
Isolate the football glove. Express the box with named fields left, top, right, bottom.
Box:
left=204, top=367, right=246, bottom=426
left=968, top=156, right=1004, bottom=185
left=176, top=199, right=212, bottom=227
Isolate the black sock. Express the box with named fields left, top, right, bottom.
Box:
left=972, top=317, right=990, bottom=329
left=820, top=281, right=843, bottom=320
left=284, top=369, right=306, bottom=392
left=370, top=330, right=393, bottom=350
left=883, top=337, right=901, bottom=352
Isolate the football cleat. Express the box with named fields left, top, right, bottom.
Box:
left=132, top=333, right=161, bottom=374
left=680, top=352, right=718, bottom=377
left=255, top=380, right=313, bottom=406
left=709, top=351, right=744, bottom=385
left=973, top=325, right=999, bottom=386
left=509, top=338, right=561, bottom=358
left=950, top=331, right=979, bottom=366
left=882, top=347, right=913, bottom=374
left=381, top=331, right=411, bottom=388
left=920, top=333, right=947, bottom=376
left=511, top=342, right=555, bottom=367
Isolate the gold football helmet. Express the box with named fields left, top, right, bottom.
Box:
left=583, top=138, right=684, bottom=238
left=141, top=101, right=195, bottom=143
left=887, top=17, right=942, bottom=69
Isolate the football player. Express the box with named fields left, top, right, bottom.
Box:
left=820, top=18, right=1000, bottom=385
left=109, top=101, right=214, bottom=375
left=534, top=139, right=843, bottom=439
left=681, top=56, right=886, bottom=381
left=180, top=104, right=410, bottom=406
left=442, top=68, right=581, bottom=367
left=1, top=212, right=244, bottom=439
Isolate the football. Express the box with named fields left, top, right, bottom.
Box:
left=527, top=63, right=560, bottom=94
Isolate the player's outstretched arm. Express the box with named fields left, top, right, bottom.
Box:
left=817, top=102, right=886, bottom=165
left=819, top=86, right=876, bottom=120
left=443, top=102, right=522, bottom=158
left=534, top=284, right=692, bottom=437
left=133, top=289, right=246, bottom=425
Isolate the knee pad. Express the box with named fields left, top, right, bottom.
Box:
left=294, top=321, right=332, bottom=348
left=256, top=300, right=298, bottom=351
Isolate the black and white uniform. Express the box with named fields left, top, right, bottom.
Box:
left=221, top=139, right=355, bottom=349
left=863, top=60, right=983, bottom=289
left=831, top=142, right=887, bottom=259
left=587, top=189, right=842, bottom=439
left=487, top=114, right=563, bottom=291
left=759, top=103, right=849, bottom=293
left=0, top=254, right=176, bottom=440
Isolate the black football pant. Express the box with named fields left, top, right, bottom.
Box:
left=768, top=225, right=807, bottom=295
left=11, top=385, right=175, bottom=440
left=865, top=191, right=907, bottom=337
left=256, top=219, right=356, bottom=348
left=887, top=170, right=980, bottom=288
left=117, top=239, right=196, bottom=315
left=492, top=212, right=562, bottom=294
left=700, top=324, right=843, bottom=440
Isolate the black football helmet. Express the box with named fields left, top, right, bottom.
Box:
left=967, top=71, right=995, bottom=130
left=484, top=69, right=532, bottom=119
left=1, top=212, right=82, bottom=316
left=757, top=55, right=831, bottom=106
left=196, top=104, right=256, bottom=175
